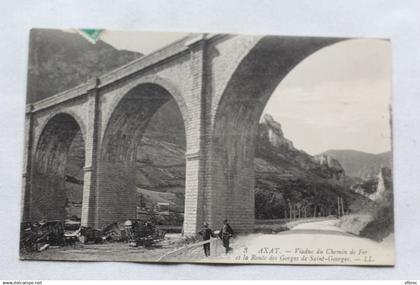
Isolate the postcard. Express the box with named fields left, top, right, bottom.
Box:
left=20, top=29, right=394, bottom=265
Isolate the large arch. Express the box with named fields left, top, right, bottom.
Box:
left=96, top=82, right=187, bottom=227
left=208, top=36, right=347, bottom=231
left=30, top=113, right=86, bottom=222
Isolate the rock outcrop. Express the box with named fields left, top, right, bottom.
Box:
left=349, top=166, right=393, bottom=201
left=257, top=114, right=346, bottom=183
left=368, top=167, right=393, bottom=202
left=259, top=114, right=294, bottom=149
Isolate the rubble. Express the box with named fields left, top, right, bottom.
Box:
left=20, top=218, right=166, bottom=252
left=20, top=220, right=66, bottom=252
left=64, top=219, right=81, bottom=231
left=77, top=227, right=104, bottom=244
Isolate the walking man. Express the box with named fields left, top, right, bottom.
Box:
left=219, top=219, right=234, bottom=254
left=198, top=222, right=216, bottom=257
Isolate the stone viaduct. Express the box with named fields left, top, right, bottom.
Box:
left=21, top=33, right=345, bottom=235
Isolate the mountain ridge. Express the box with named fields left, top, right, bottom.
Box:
left=27, top=29, right=143, bottom=103
left=320, top=149, right=392, bottom=179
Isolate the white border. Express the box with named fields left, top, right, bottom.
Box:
left=1, top=0, right=420, bottom=280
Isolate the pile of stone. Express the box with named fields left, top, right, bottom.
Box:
left=20, top=219, right=165, bottom=252
left=20, top=220, right=67, bottom=252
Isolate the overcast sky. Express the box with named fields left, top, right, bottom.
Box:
left=263, top=39, right=392, bottom=155
left=94, top=31, right=392, bottom=155
left=100, top=30, right=189, bottom=54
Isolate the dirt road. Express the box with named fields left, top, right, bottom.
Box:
left=20, top=233, right=183, bottom=262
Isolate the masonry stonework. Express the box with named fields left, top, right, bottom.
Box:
left=22, top=34, right=346, bottom=235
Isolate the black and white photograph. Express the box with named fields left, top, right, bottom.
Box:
left=19, top=29, right=394, bottom=265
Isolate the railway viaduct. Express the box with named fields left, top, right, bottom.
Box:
left=21, top=33, right=344, bottom=235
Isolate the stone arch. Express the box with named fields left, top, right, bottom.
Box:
left=100, top=76, right=190, bottom=147
left=33, top=109, right=87, bottom=156
left=30, top=112, right=86, bottom=222
left=96, top=82, right=187, bottom=227
left=208, top=36, right=348, bottom=231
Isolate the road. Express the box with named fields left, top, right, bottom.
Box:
left=194, top=219, right=394, bottom=265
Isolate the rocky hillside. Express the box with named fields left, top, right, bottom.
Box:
left=134, top=100, right=187, bottom=214
left=27, top=29, right=142, bottom=102
left=254, top=114, right=365, bottom=219
left=339, top=166, right=393, bottom=241
left=321, top=149, right=392, bottom=179
left=256, top=114, right=345, bottom=183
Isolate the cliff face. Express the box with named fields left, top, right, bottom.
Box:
left=257, top=114, right=345, bottom=183
left=351, top=166, right=393, bottom=202
left=340, top=167, right=393, bottom=241
left=259, top=114, right=294, bottom=149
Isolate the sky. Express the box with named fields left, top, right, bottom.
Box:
left=81, top=30, right=392, bottom=156
left=262, top=39, right=392, bottom=155
left=100, top=30, right=189, bottom=54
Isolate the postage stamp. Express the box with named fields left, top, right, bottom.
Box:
left=20, top=29, right=394, bottom=265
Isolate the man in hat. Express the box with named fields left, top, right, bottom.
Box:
left=219, top=219, right=234, bottom=254
left=198, top=222, right=216, bottom=257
